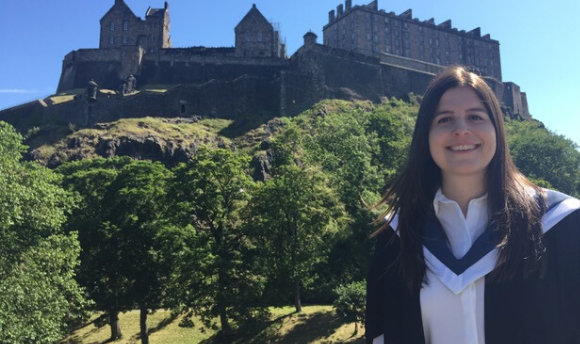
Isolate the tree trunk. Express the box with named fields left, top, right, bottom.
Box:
left=219, top=306, right=231, bottom=333
left=217, top=265, right=231, bottom=333
left=294, top=281, right=302, bottom=312
left=109, top=311, right=123, bottom=340
left=140, top=306, right=149, bottom=344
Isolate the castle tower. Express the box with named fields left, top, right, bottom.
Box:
left=144, top=1, right=172, bottom=51
left=99, top=0, right=139, bottom=48
left=235, top=4, right=285, bottom=58
left=99, top=0, right=171, bottom=52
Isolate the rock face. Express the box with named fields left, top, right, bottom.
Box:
left=26, top=117, right=239, bottom=168
left=25, top=116, right=285, bottom=181
left=94, top=135, right=199, bottom=166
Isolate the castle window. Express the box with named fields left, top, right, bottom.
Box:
left=122, top=36, right=128, bottom=45
left=123, top=20, right=129, bottom=31
left=109, top=36, right=115, bottom=45
left=110, top=22, right=115, bottom=31
left=245, top=32, right=251, bottom=42
left=257, top=31, right=262, bottom=42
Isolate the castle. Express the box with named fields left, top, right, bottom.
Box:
left=1, top=0, right=530, bottom=132
left=323, top=0, right=501, bottom=80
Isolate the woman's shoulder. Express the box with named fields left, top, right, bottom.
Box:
left=542, top=189, right=580, bottom=235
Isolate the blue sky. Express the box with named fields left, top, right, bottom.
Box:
left=1, top=0, right=578, bottom=146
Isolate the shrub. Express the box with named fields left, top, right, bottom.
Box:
left=333, top=281, right=366, bottom=335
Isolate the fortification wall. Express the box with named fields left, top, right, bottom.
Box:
left=139, top=56, right=287, bottom=86
left=379, top=52, right=444, bottom=75
left=57, top=47, right=143, bottom=92
left=288, top=44, right=433, bottom=108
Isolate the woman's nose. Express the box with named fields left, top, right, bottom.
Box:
left=452, top=119, right=470, bottom=135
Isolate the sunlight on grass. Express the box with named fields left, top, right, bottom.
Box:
left=61, top=310, right=216, bottom=344
left=61, top=306, right=364, bottom=344
left=49, top=95, right=76, bottom=105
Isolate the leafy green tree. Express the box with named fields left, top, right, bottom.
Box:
left=58, top=157, right=134, bottom=340
left=60, top=158, right=174, bottom=344
left=248, top=162, right=346, bottom=312
left=0, top=233, right=91, bottom=344
left=104, top=160, right=173, bottom=344
left=170, top=147, right=262, bottom=333
left=0, top=122, right=89, bottom=343
left=275, top=100, right=414, bottom=300
left=333, top=281, right=366, bottom=335
left=366, top=97, right=416, bottom=184
left=506, top=120, right=580, bottom=196
left=301, top=102, right=382, bottom=211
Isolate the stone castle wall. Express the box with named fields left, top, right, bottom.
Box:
left=323, top=0, right=501, bottom=80
left=57, top=47, right=143, bottom=92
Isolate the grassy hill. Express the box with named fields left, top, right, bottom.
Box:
left=61, top=306, right=365, bottom=344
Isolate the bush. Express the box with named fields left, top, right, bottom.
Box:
left=333, top=281, right=366, bottom=335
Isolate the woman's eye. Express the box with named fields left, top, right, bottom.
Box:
left=469, top=114, right=484, bottom=121
left=436, top=117, right=451, bottom=124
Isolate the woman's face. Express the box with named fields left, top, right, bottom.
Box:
left=428, top=86, right=497, bottom=183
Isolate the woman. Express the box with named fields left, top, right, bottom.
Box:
left=366, top=65, right=580, bottom=344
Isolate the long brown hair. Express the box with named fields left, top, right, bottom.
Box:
left=375, top=65, right=545, bottom=292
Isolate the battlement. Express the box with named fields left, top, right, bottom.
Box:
left=323, top=0, right=501, bottom=80
left=325, top=1, right=496, bottom=42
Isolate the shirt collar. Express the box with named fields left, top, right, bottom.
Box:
left=433, top=188, right=488, bottom=217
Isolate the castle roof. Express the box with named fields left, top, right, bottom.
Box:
left=100, top=0, right=137, bottom=23
left=146, top=7, right=166, bottom=18
left=235, top=4, right=270, bottom=31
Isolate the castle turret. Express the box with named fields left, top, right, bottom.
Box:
left=303, top=31, right=318, bottom=46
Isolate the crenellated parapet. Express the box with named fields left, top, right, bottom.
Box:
left=323, top=0, right=501, bottom=81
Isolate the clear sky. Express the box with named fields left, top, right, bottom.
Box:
left=1, top=0, right=578, bottom=146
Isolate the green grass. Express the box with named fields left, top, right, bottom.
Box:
left=28, top=117, right=236, bottom=165
left=61, top=306, right=365, bottom=344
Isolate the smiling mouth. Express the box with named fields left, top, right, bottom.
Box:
left=448, top=144, right=479, bottom=151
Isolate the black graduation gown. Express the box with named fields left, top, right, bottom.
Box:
left=365, top=191, right=580, bottom=344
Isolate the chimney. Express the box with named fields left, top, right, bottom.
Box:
left=337, top=4, right=344, bottom=16
left=345, top=0, right=352, bottom=11
left=303, top=31, right=318, bottom=46
left=164, top=1, right=168, bottom=9
left=329, top=10, right=335, bottom=22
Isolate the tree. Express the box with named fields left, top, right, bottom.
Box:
left=0, top=121, right=89, bottom=343
left=58, top=157, right=134, bottom=340
left=507, top=120, right=580, bottom=196
left=59, top=158, right=174, bottom=344
left=301, top=102, right=382, bottom=211
left=105, top=160, right=173, bottom=344
left=248, top=163, right=346, bottom=312
left=169, top=147, right=263, bottom=333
